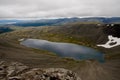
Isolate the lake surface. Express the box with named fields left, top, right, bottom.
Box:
left=20, top=39, right=105, bottom=62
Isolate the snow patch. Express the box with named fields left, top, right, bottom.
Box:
left=18, top=38, right=25, bottom=42
left=97, top=35, right=120, bottom=48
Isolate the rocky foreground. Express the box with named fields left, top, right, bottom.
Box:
left=0, top=61, right=81, bottom=80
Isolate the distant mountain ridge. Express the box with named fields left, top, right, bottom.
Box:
left=0, top=27, right=13, bottom=33
left=0, top=17, right=120, bottom=27
left=0, top=20, right=23, bottom=24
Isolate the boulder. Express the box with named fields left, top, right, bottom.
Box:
left=0, top=61, right=81, bottom=80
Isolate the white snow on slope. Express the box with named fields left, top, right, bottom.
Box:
left=97, top=35, right=120, bottom=48
left=18, top=38, right=25, bottom=42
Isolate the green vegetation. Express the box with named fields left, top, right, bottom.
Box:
left=32, top=48, right=57, bottom=56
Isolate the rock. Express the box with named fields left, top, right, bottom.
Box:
left=8, top=76, right=22, bottom=80
left=21, top=68, right=80, bottom=80
left=0, top=61, right=81, bottom=80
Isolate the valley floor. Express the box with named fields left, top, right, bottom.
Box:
left=0, top=25, right=119, bottom=80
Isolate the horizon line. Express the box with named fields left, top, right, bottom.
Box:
left=0, top=16, right=120, bottom=20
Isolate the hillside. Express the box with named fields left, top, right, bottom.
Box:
left=0, top=23, right=120, bottom=80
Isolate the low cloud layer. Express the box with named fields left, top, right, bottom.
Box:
left=0, top=0, right=120, bottom=19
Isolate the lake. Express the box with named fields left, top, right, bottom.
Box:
left=20, top=39, right=105, bottom=62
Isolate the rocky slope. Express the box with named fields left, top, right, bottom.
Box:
left=102, top=24, right=120, bottom=37
left=0, top=61, right=80, bottom=80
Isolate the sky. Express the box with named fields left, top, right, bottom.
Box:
left=0, top=0, right=120, bottom=19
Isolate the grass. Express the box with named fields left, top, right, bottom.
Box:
left=31, top=48, right=57, bottom=56
left=0, top=42, right=12, bottom=47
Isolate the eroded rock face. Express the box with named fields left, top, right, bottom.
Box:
left=103, top=24, right=120, bottom=38
left=0, top=61, right=80, bottom=80
left=0, top=61, right=29, bottom=80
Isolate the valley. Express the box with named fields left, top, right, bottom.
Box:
left=0, top=23, right=120, bottom=80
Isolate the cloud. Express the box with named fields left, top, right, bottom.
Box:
left=0, top=0, right=120, bottom=19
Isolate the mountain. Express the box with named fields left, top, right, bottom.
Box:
left=0, top=20, right=23, bottom=24
left=1, top=17, right=120, bottom=27
left=12, top=17, right=120, bottom=27
left=0, top=27, right=13, bottom=33
left=0, top=23, right=119, bottom=80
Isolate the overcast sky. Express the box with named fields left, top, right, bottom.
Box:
left=0, top=0, right=120, bottom=19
